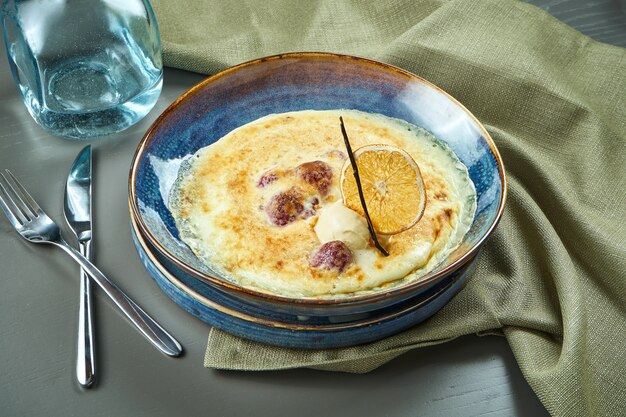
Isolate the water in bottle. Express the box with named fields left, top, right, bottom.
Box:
left=1, top=0, right=163, bottom=139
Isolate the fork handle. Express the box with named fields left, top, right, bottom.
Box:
left=56, top=240, right=183, bottom=357
left=77, top=240, right=96, bottom=388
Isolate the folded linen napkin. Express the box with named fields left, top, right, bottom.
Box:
left=150, top=0, right=626, bottom=415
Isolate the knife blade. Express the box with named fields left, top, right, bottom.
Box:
left=64, top=145, right=96, bottom=388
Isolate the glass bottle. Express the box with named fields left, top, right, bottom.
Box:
left=1, top=0, right=163, bottom=139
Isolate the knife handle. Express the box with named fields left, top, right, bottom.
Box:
left=77, top=240, right=96, bottom=388
left=56, top=239, right=183, bottom=357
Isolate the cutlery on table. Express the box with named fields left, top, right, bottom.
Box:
left=0, top=169, right=183, bottom=358
left=64, top=145, right=96, bottom=388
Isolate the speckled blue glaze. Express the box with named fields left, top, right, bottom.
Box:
left=130, top=53, right=505, bottom=318
left=131, top=225, right=477, bottom=348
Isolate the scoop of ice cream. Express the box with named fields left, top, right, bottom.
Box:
left=314, top=201, right=370, bottom=250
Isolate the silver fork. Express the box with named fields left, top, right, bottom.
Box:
left=0, top=169, right=182, bottom=358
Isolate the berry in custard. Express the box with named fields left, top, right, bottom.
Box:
left=309, top=240, right=353, bottom=273
left=265, top=187, right=305, bottom=226
left=296, top=160, right=333, bottom=196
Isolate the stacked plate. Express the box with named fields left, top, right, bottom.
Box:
left=128, top=53, right=506, bottom=349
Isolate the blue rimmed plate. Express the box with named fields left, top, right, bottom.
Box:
left=128, top=52, right=506, bottom=320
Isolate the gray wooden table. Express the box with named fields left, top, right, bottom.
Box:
left=1, top=2, right=623, bottom=416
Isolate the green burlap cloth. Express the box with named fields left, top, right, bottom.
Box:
left=150, top=0, right=626, bottom=415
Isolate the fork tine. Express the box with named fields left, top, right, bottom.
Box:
left=4, top=169, right=42, bottom=216
left=0, top=172, right=33, bottom=221
left=0, top=177, right=27, bottom=226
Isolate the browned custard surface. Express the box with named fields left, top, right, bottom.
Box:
left=169, top=110, right=476, bottom=298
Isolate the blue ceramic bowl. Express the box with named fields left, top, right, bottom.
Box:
left=129, top=53, right=506, bottom=318
left=130, top=215, right=478, bottom=348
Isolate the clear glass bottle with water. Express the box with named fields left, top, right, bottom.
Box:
left=1, top=0, right=162, bottom=139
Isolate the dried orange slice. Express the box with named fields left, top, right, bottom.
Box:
left=340, top=144, right=426, bottom=235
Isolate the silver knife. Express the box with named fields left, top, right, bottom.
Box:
left=64, top=147, right=183, bottom=379
left=64, top=145, right=96, bottom=388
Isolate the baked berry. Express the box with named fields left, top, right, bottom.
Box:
left=257, top=172, right=278, bottom=188
left=296, top=160, right=333, bottom=196
left=309, top=241, right=353, bottom=273
left=265, top=188, right=304, bottom=226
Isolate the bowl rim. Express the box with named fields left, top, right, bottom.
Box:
left=128, top=51, right=507, bottom=307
